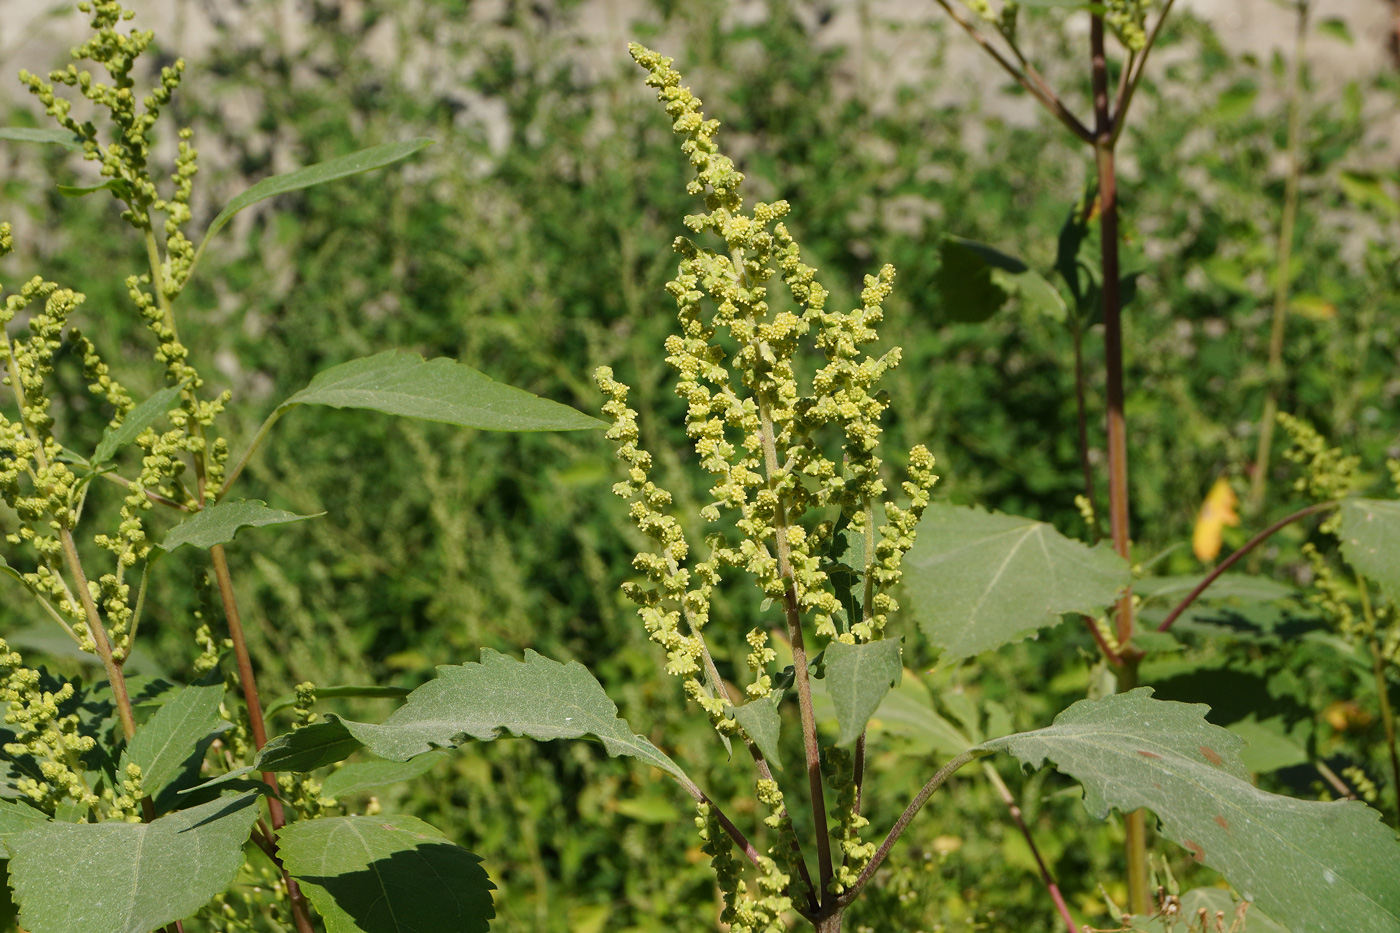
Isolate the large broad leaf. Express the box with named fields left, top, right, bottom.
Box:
left=338, top=649, right=690, bottom=786
left=730, top=695, right=783, bottom=768
left=1338, top=499, right=1400, bottom=603
left=280, top=814, right=494, bottom=933
left=255, top=719, right=363, bottom=773
left=319, top=752, right=448, bottom=799
left=119, top=679, right=225, bottom=806
left=9, top=791, right=262, bottom=933
left=202, top=139, right=435, bottom=244
left=0, top=800, right=49, bottom=856
left=904, top=504, right=1130, bottom=661
left=824, top=639, right=903, bottom=745
left=280, top=350, right=605, bottom=432
left=982, top=689, right=1400, bottom=931
left=161, top=499, right=323, bottom=552
left=91, top=382, right=186, bottom=465
left=0, top=127, right=83, bottom=151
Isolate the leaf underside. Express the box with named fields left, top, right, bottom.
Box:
left=982, top=689, right=1400, bottom=931
left=824, top=638, right=903, bottom=745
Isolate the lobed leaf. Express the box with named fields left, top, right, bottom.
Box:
left=904, top=504, right=1130, bottom=661
left=9, top=792, right=261, bottom=933
left=281, top=350, right=606, bottom=432
left=202, top=139, right=435, bottom=244
left=280, top=814, right=494, bottom=933
left=823, top=639, right=903, bottom=745
left=982, top=689, right=1400, bottom=931
left=337, top=649, right=691, bottom=787
left=161, top=499, right=323, bottom=552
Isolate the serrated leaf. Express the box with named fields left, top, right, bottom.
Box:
left=9, top=791, right=261, bottom=933
left=825, top=639, right=903, bottom=745
left=161, top=499, right=323, bottom=552
left=0, top=127, right=82, bottom=151
left=731, top=695, right=782, bottom=768
left=281, top=350, right=605, bottom=432
left=338, top=649, right=691, bottom=787
left=265, top=684, right=412, bottom=719
left=0, top=800, right=49, bottom=856
left=92, top=382, right=187, bottom=465
left=255, top=720, right=362, bottom=772
left=280, top=814, right=493, bottom=933
left=982, top=689, right=1400, bottom=931
left=203, top=139, right=434, bottom=244
left=120, top=679, right=225, bottom=806
left=905, top=504, right=1130, bottom=661
left=319, top=752, right=447, bottom=798
left=1338, top=499, right=1400, bottom=603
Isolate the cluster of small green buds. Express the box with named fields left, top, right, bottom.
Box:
left=103, top=761, right=145, bottom=822
left=1105, top=0, right=1151, bottom=51
left=0, top=640, right=98, bottom=812
left=1302, top=543, right=1357, bottom=637
left=825, top=745, right=875, bottom=894
left=1279, top=413, right=1357, bottom=533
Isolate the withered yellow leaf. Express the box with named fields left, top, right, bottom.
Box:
left=1192, top=476, right=1240, bottom=562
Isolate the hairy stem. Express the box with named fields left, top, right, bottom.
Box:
left=1157, top=501, right=1338, bottom=632
left=982, top=763, right=1079, bottom=933
left=1248, top=0, right=1309, bottom=515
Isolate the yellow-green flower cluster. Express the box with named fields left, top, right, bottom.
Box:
left=1106, top=0, right=1151, bottom=52
left=696, top=799, right=794, bottom=933
left=825, top=745, right=876, bottom=893
left=1279, top=413, right=1356, bottom=533
left=0, top=639, right=97, bottom=812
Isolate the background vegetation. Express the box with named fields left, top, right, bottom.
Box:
left=2, top=1, right=1398, bottom=930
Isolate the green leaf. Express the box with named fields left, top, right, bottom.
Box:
left=1338, top=171, right=1399, bottom=219
left=281, top=350, right=605, bottom=432
left=9, top=791, right=262, bottom=933
left=731, top=695, right=783, bottom=768
left=338, top=649, right=691, bottom=787
left=255, top=719, right=363, bottom=773
left=0, top=127, right=83, bottom=151
left=904, top=504, right=1131, bottom=661
left=1317, top=17, right=1353, bottom=45
left=92, top=382, right=187, bottom=465
left=120, top=679, right=225, bottom=805
left=824, top=639, right=903, bottom=745
left=1227, top=716, right=1309, bottom=774
left=319, top=752, right=447, bottom=799
left=280, top=814, right=494, bottom=933
left=865, top=673, right=971, bottom=757
left=0, top=554, right=23, bottom=587
left=203, top=139, right=435, bottom=245
left=265, top=684, right=412, bottom=719
left=1338, top=498, right=1400, bottom=603
left=57, top=178, right=132, bottom=199
left=982, top=689, right=1400, bottom=930
left=161, top=499, right=323, bottom=552
left=1135, top=573, right=1294, bottom=604
left=935, top=237, right=1013, bottom=323
left=0, top=800, right=49, bottom=856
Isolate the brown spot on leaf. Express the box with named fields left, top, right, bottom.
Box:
left=1137, top=750, right=1163, bottom=759
left=1214, top=815, right=1230, bottom=832
left=1199, top=746, right=1223, bottom=767
left=1184, top=839, right=1205, bottom=862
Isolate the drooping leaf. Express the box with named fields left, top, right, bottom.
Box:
left=824, top=639, right=903, bottom=745
left=161, top=499, right=323, bottom=552
left=320, top=752, right=448, bottom=799
left=255, top=720, right=362, bottom=773
left=904, top=504, right=1131, bottom=661
left=0, top=800, right=49, bottom=856
left=280, top=350, right=605, bottom=432
left=1192, top=476, right=1240, bottom=562
left=9, top=791, right=262, bottom=933
left=982, top=689, right=1400, bottom=930
left=202, top=139, right=435, bottom=245
left=265, top=684, right=412, bottom=719
left=1338, top=499, right=1400, bottom=603
left=730, top=695, right=782, bottom=768
left=338, top=649, right=691, bottom=787
left=92, top=382, right=187, bottom=465
left=280, top=814, right=494, bottom=933
left=0, top=127, right=83, bottom=151
left=120, top=679, right=225, bottom=805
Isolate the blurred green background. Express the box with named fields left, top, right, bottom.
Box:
left=2, top=1, right=1399, bottom=930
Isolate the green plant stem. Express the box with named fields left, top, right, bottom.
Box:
left=1156, top=500, right=1338, bottom=632
left=1356, top=576, right=1400, bottom=825
left=1115, top=658, right=1152, bottom=914
left=1248, top=0, right=1309, bottom=515
left=834, top=749, right=980, bottom=908
left=982, top=762, right=1079, bottom=933
left=933, top=0, right=1093, bottom=143
left=61, top=526, right=138, bottom=739
left=758, top=396, right=833, bottom=895
left=1111, top=0, right=1181, bottom=145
